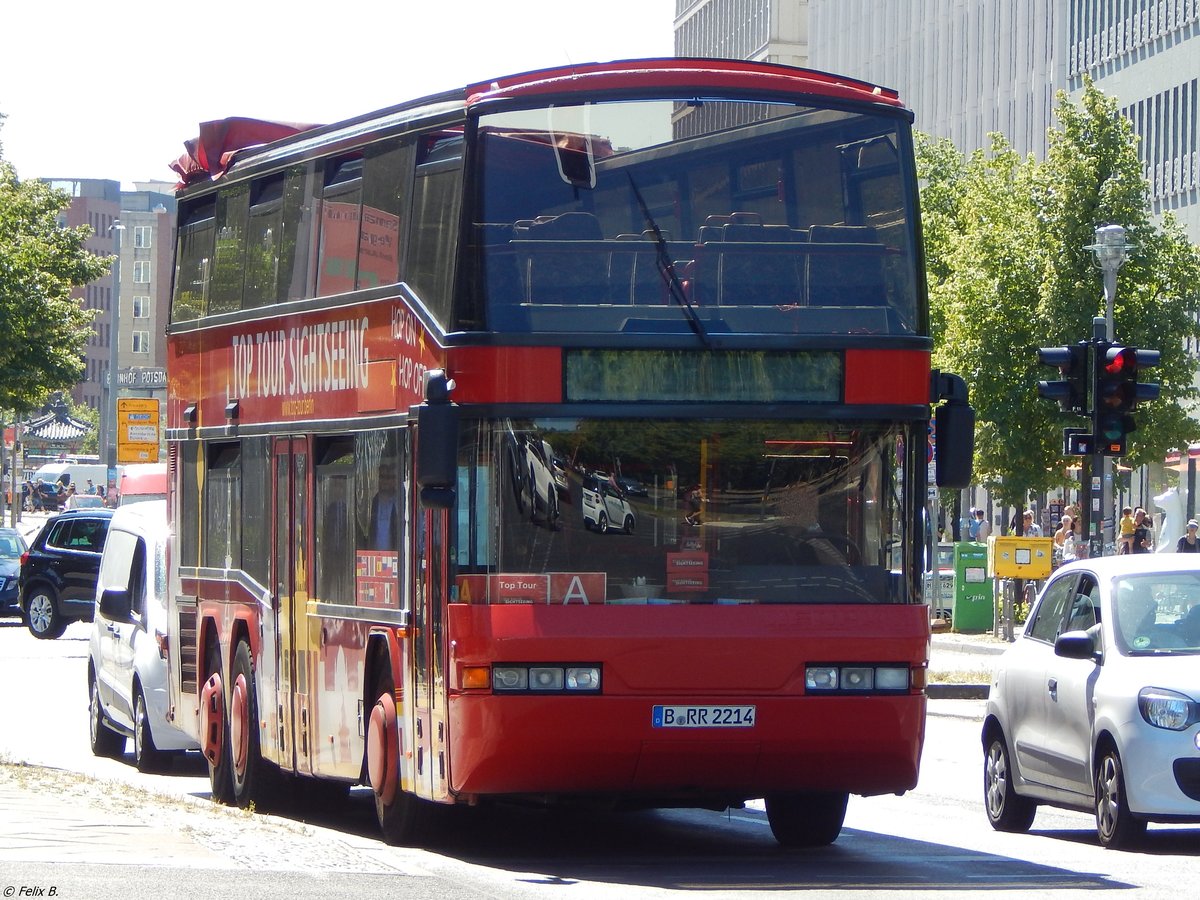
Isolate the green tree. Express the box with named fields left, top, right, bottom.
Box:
left=917, top=79, right=1200, bottom=510
left=0, top=129, right=111, bottom=417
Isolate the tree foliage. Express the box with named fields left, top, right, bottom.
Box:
left=917, top=79, right=1200, bottom=508
left=0, top=140, right=110, bottom=417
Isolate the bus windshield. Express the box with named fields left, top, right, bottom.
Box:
left=471, top=97, right=919, bottom=336
left=454, top=418, right=912, bottom=606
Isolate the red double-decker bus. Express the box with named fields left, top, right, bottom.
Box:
left=163, top=58, right=973, bottom=847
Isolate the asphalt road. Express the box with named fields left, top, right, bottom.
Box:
left=0, top=609, right=1197, bottom=898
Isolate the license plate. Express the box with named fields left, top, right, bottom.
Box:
left=652, top=705, right=756, bottom=728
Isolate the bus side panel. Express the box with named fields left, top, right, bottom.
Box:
left=445, top=603, right=927, bottom=799
left=308, top=614, right=372, bottom=780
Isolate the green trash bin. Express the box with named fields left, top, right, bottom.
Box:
left=952, top=542, right=993, bottom=633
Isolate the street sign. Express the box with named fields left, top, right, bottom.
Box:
left=117, top=398, right=161, bottom=463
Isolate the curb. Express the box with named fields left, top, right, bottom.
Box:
left=927, top=683, right=989, bottom=700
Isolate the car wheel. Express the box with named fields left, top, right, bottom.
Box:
left=765, top=791, right=847, bottom=847
left=983, top=729, right=1036, bottom=832
left=1096, top=747, right=1146, bottom=849
left=25, top=587, right=68, bottom=640
left=597, top=511, right=609, bottom=534
left=623, top=514, right=635, bottom=535
left=134, top=684, right=168, bottom=773
left=89, top=673, right=125, bottom=759
left=367, top=654, right=436, bottom=845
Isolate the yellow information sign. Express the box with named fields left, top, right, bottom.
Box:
left=117, top=398, right=161, bottom=463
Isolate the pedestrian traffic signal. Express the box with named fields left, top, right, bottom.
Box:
left=1036, top=344, right=1089, bottom=414
left=1092, top=345, right=1160, bottom=456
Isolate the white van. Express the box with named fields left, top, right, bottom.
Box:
left=87, top=501, right=199, bottom=771
left=33, top=462, right=112, bottom=494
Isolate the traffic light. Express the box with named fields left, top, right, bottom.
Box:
left=1092, top=345, right=1160, bottom=456
left=1036, top=344, right=1089, bottom=414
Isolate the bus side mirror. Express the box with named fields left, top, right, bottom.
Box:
left=417, top=369, right=458, bottom=509
left=932, top=371, right=975, bottom=490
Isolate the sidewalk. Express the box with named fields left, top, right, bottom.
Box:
left=927, top=622, right=1020, bottom=701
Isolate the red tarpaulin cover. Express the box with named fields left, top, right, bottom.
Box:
left=170, top=117, right=321, bottom=186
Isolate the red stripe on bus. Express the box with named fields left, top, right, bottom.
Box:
left=447, top=347, right=563, bottom=404
left=467, top=59, right=902, bottom=108
left=844, top=349, right=930, bottom=405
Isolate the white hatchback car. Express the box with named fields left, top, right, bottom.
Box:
left=983, top=554, right=1200, bottom=848
left=88, top=501, right=199, bottom=771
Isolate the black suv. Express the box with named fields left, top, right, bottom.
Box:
left=19, top=509, right=114, bottom=639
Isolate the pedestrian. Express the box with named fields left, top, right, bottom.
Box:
left=1022, top=510, right=1042, bottom=537
left=1118, top=506, right=1135, bottom=554
left=1055, top=514, right=1076, bottom=562
left=1132, top=509, right=1152, bottom=554
left=85, top=479, right=96, bottom=495
left=973, top=508, right=991, bottom=542
left=1177, top=520, right=1200, bottom=553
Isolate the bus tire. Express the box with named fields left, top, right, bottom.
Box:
left=203, top=643, right=235, bottom=805
left=765, top=791, right=847, bottom=847
left=367, top=656, right=431, bottom=845
left=230, top=639, right=279, bottom=809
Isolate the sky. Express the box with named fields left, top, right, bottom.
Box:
left=0, top=0, right=675, bottom=190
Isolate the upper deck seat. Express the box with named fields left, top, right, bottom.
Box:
left=694, top=212, right=805, bottom=306
left=806, top=224, right=887, bottom=306
left=513, top=212, right=609, bottom=303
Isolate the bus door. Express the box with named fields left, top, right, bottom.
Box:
left=270, top=437, right=314, bottom=775
left=411, top=494, right=450, bottom=801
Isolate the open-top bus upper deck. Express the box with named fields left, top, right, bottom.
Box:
left=170, top=57, right=926, bottom=351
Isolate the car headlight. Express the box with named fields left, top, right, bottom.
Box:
left=1138, top=687, right=1200, bottom=731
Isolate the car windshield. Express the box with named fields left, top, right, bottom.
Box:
left=0, top=531, right=26, bottom=559
left=1112, top=573, right=1200, bottom=655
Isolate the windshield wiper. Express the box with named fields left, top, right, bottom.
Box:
left=627, top=174, right=710, bottom=348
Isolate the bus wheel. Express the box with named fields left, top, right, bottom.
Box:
left=765, top=791, right=847, bottom=847
left=201, top=643, right=235, bottom=805
left=367, top=657, right=430, bottom=845
left=230, top=639, right=277, bottom=809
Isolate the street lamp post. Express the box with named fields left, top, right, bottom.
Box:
left=107, top=220, right=124, bottom=493
left=1084, top=224, right=1133, bottom=555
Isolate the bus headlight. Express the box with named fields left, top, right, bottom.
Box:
left=566, top=666, right=600, bottom=690
left=493, top=667, right=528, bottom=691
left=491, top=664, right=602, bottom=693
left=806, top=664, right=911, bottom=694
left=529, top=667, right=565, bottom=690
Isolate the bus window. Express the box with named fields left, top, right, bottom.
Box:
left=279, top=166, right=314, bottom=302
left=472, top=99, right=920, bottom=335
left=205, top=442, right=242, bottom=569
left=241, top=437, right=271, bottom=587
left=357, top=139, right=413, bottom=290
left=173, top=197, right=215, bottom=321
left=352, top=431, right=406, bottom=610
left=209, top=184, right=250, bottom=315
left=243, top=175, right=285, bottom=309
left=316, top=155, right=364, bottom=297
left=408, top=133, right=463, bottom=327
left=178, top=440, right=202, bottom=567
left=315, top=436, right=356, bottom=605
